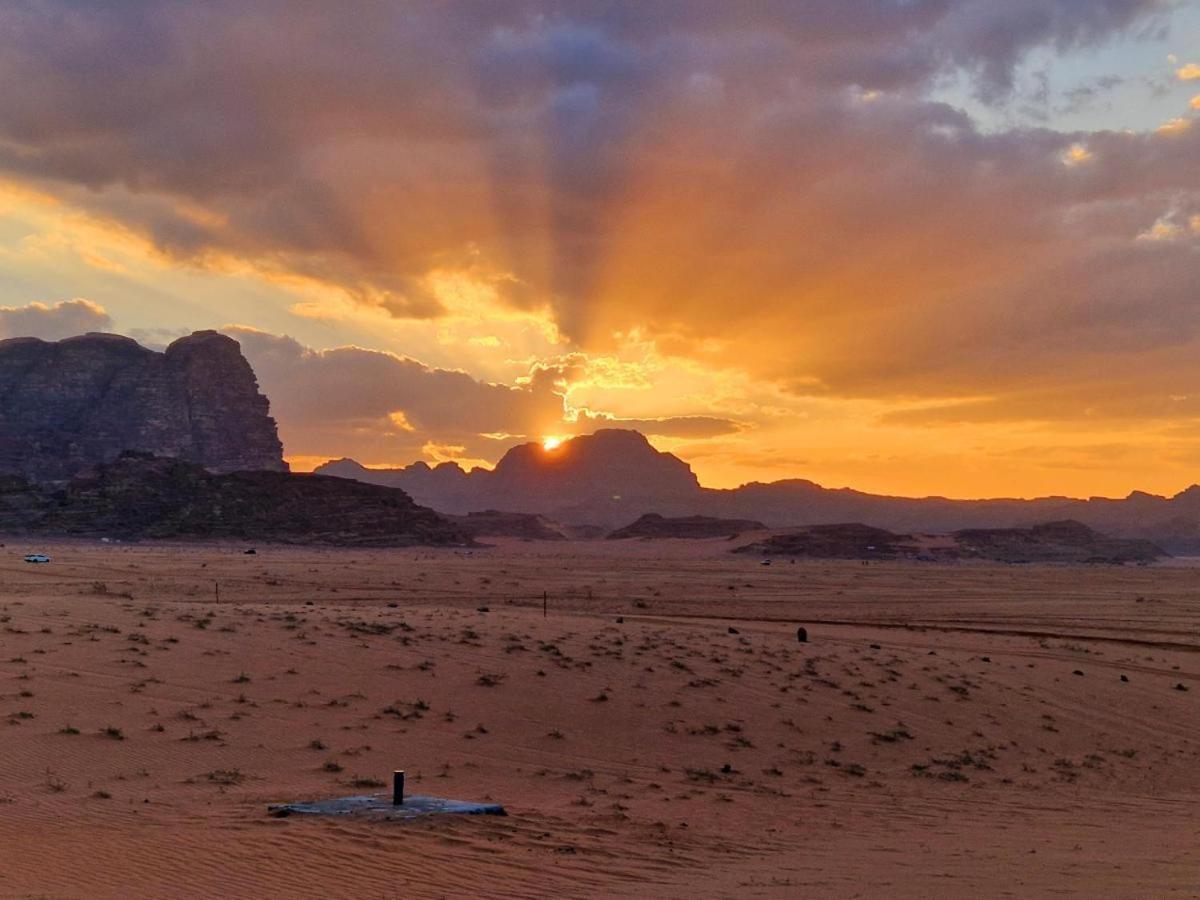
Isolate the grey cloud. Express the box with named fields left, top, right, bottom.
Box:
left=0, top=299, right=113, bottom=340
left=225, top=328, right=564, bottom=450
left=573, top=410, right=744, bottom=439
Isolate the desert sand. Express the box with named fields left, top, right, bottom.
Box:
left=0, top=536, right=1197, bottom=898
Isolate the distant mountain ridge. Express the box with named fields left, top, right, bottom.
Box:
left=318, top=430, right=698, bottom=526
left=316, top=429, right=1200, bottom=552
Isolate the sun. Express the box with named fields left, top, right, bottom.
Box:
left=542, top=435, right=566, bottom=451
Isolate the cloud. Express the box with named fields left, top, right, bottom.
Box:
left=0, top=299, right=112, bottom=340
left=0, top=1, right=1194, bottom=438
left=223, top=327, right=565, bottom=462
left=1062, top=142, right=1094, bottom=166
left=1178, top=62, right=1200, bottom=80
left=224, top=326, right=736, bottom=465
left=0, top=3, right=1169, bottom=324
left=1058, top=74, right=1125, bottom=116
left=1155, top=116, right=1193, bottom=135
left=572, top=408, right=743, bottom=439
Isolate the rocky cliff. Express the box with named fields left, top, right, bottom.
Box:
left=0, top=331, right=286, bottom=483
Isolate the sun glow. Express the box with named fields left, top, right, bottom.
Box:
left=542, top=435, right=566, bottom=451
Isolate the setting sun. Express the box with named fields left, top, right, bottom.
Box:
left=542, top=435, right=566, bottom=451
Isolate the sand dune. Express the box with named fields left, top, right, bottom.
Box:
left=0, top=537, right=1197, bottom=897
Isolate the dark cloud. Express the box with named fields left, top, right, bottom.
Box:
left=573, top=409, right=744, bottom=439
left=224, top=327, right=564, bottom=461
left=0, top=299, right=112, bottom=340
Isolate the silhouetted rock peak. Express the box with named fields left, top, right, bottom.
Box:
left=491, top=429, right=699, bottom=498
left=1171, top=485, right=1200, bottom=503
left=315, top=429, right=700, bottom=526
left=0, top=330, right=286, bottom=483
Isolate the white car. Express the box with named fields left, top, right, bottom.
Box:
left=23, top=553, right=51, bottom=564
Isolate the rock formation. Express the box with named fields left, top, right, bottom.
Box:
left=607, top=513, right=766, bottom=540
left=735, top=523, right=916, bottom=559
left=736, top=520, right=1165, bottom=564
left=0, top=331, right=286, bottom=483
left=0, top=453, right=470, bottom=547
left=447, top=510, right=573, bottom=541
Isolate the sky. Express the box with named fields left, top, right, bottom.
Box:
left=0, top=0, right=1199, bottom=499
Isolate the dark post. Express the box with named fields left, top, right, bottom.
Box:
left=796, top=626, right=808, bottom=643
left=392, top=770, right=405, bottom=806
left=214, top=581, right=220, bottom=603
left=543, top=590, right=547, bottom=618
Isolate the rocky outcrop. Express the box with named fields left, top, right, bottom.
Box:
left=0, top=331, right=286, bottom=483
left=607, top=513, right=765, bottom=540
left=736, top=520, right=1166, bottom=564
left=447, top=510, right=572, bottom=541
left=950, top=520, right=1164, bottom=564
left=0, top=453, right=470, bottom=547
left=735, top=523, right=916, bottom=559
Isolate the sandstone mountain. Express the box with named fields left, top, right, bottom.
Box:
left=0, top=453, right=469, bottom=547
left=0, top=331, right=286, bottom=483
left=320, top=430, right=1200, bottom=551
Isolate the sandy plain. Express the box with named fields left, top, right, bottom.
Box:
left=0, top=536, right=1196, bottom=898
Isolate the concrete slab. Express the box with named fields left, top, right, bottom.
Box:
left=267, top=793, right=507, bottom=820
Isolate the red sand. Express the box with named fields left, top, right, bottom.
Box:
left=0, top=538, right=1197, bottom=897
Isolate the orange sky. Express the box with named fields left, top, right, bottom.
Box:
left=1, top=3, right=1199, bottom=499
